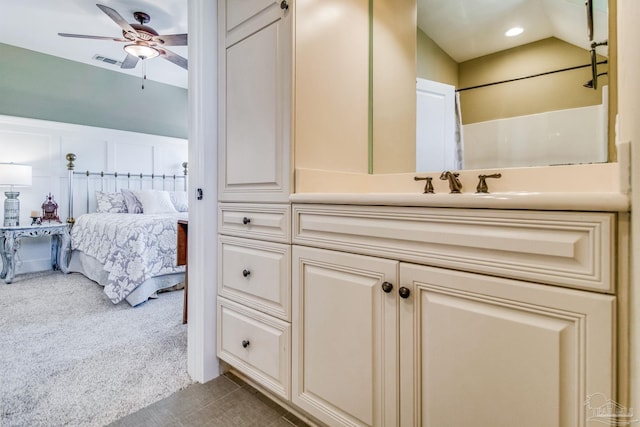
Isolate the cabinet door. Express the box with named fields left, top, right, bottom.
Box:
left=292, top=246, right=400, bottom=426
left=401, top=263, right=616, bottom=427
left=218, top=0, right=291, bottom=202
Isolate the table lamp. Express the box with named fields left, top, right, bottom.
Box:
left=0, top=163, right=32, bottom=226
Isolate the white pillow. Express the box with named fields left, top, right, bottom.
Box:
left=169, top=191, right=188, bottom=212
left=135, top=190, right=177, bottom=214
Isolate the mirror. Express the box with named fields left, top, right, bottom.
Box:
left=371, top=0, right=614, bottom=174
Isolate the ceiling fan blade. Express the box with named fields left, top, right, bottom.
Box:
left=121, top=54, right=140, bottom=69
left=96, top=4, right=137, bottom=38
left=153, top=33, right=188, bottom=46
left=159, top=48, right=188, bottom=70
left=58, top=33, right=128, bottom=42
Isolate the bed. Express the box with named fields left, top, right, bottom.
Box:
left=64, top=153, right=189, bottom=306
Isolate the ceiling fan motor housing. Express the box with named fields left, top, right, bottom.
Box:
left=133, top=11, right=150, bottom=25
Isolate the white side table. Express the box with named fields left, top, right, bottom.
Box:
left=0, top=223, right=71, bottom=284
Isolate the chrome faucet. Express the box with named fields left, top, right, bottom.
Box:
left=440, top=171, right=462, bottom=193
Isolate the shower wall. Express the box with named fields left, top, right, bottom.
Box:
left=463, top=102, right=608, bottom=169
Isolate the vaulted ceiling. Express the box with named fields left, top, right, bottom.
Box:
left=0, top=0, right=609, bottom=88
left=0, top=0, right=188, bottom=88
left=418, top=0, right=609, bottom=63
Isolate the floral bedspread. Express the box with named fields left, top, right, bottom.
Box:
left=71, top=213, right=187, bottom=304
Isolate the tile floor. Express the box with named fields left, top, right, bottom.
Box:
left=108, top=373, right=311, bottom=427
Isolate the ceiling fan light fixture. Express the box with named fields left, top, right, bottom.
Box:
left=124, top=42, right=159, bottom=60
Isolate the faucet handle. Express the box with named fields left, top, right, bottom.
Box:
left=414, top=176, right=434, bottom=194
left=476, top=173, right=502, bottom=193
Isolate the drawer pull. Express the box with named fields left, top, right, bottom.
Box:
left=242, top=339, right=250, bottom=348
left=381, top=281, right=393, bottom=293
left=242, top=269, right=251, bottom=278
left=399, top=287, right=411, bottom=299
left=242, top=217, right=251, bottom=225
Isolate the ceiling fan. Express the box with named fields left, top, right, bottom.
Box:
left=58, top=3, right=187, bottom=70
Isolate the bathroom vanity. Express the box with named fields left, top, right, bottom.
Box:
left=217, top=191, right=628, bottom=427
left=288, top=195, right=626, bottom=427
left=215, top=0, right=630, bottom=426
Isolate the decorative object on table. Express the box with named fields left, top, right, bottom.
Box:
left=0, top=163, right=32, bottom=227
left=30, top=210, right=41, bottom=225
left=41, top=193, right=61, bottom=223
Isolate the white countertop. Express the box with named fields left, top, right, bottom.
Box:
left=290, top=192, right=630, bottom=212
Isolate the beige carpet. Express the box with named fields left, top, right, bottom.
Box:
left=0, top=271, right=193, bottom=426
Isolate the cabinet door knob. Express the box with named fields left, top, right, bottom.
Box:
left=381, top=281, right=393, bottom=293
left=399, top=287, right=411, bottom=299
left=242, top=217, right=251, bottom=225
left=242, top=339, right=250, bottom=348
left=242, top=269, right=251, bottom=278
left=280, top=0, right=289, bottom=10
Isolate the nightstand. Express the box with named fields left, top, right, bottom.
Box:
left=177, top=219, right=188, bottom=323
left=0, top=223, right=71, bottom=284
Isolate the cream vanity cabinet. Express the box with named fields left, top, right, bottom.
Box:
left=216, top=0, right=294, bottom=399
left=292, top=203, right=617, bottom=427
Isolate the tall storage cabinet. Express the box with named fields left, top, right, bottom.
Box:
left=216, top=0, right=294, bottom=400
left=218, top=0, right=292, bottom=202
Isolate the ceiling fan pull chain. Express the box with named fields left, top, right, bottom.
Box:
left=141, top=59, right=146, bottom=90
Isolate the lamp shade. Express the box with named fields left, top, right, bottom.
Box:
left=0, top=163, right=32, bottom=187
left=124, top=43, right=160, bottom=60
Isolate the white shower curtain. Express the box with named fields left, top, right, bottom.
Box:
left=454, top=91, right=464, bottom=169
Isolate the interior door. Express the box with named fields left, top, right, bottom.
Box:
left=416, top=78, right=458, bottom=172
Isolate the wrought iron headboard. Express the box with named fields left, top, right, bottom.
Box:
left=65, top=152, right=188, bottom=224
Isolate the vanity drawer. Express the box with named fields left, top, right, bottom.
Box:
left=293, top=204, right=616, bottom=293
left=217, top=297, right=291, bottom=399
left=218, top=235, right=291, bottom=320
left=219, top=203, right=291, bottom=243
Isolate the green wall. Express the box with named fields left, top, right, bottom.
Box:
left=416, top=28, right=458, bottom=88
left=458, top=38, right=607, bottom=125
left=0, top=43, right=187, bottom=139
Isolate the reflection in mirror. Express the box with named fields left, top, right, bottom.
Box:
left=372, top=0, right=614, bottom=174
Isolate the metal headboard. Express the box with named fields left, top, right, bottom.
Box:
left=65, top=152, right=188, bottom=224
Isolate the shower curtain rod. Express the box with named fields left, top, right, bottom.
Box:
left=456, top=60, right=608, bottom=92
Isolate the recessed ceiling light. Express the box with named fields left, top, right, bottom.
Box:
left=505, top=27, right=524, bottom=37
